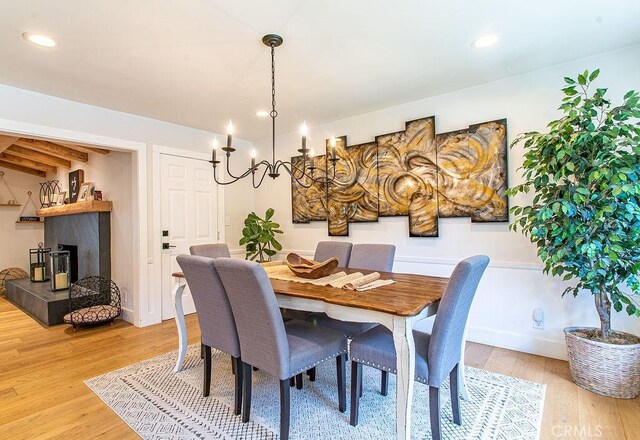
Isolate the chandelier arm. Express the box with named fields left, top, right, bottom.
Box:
left=252, top=164, right=271, bottom=189
left=274, top=159, right=309, bottom=181
left=212, top=165, right=244, bottom=186
left=274, top=161, right=315, bottom=189
left=224, top=154, right=255, bottom=180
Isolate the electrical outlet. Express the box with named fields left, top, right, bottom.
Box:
left=532, top=308, right=544, bottom=330
left=122, top=289, right=128, bottom=304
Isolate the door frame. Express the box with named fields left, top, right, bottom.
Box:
left=0, top=118, right=148, bottom=327
left=151, top=144, right=225, bottom=321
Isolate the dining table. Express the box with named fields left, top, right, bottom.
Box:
left=171, top=266, right=468, bottom=440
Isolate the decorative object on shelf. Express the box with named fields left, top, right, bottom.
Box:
left=93, top=190, right=102, bottom=201
left=0, top=171, right=20, bottom=206
left=77, top=181, right=94, bottom=202
left=292, top=116, right=508, bottom=237
left=56, top=190, right=67, bottom=206
left=50, top=246, right=70, bottom=291
left=507, top=69, right=640, bottom=399
left=239, top=208, right=283, bottom=262
left=63, top=275, right=121, bottom=330
left=209, top=34, right=339, bottom=188
left=0, top=267, right=28, bottom=296
left=285, top=253, right=338, bottom=279
left=29, top=242, right=51, bottom=282
left=38, top=180, right=61, bottom=208
left=68, top=169, right=84, bottom=203
left=17, top=191, right=43, bottom=223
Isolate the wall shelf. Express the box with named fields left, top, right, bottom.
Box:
left=0, top=204, right=21, bottom=207
left=16, top=220, right=44, bottom=224
left=36, top=200, right=112, bottom=217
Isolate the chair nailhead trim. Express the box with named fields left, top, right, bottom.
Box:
left=291, top=349, right=348, bottom=376
left=351, top=358, right=428, bottom=384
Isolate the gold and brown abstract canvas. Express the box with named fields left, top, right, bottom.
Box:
left=291, top=116, right=508, bottom=237
left=436, top=119, right=508, bottom=222
left=326, top=137, right=378, bottom=236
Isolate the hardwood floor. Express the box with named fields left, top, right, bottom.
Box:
left=0, top=296, right=637, bottom=439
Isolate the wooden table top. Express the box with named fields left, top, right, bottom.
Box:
left=173, top=267, right=449, bottom=317
left=271, top=268, right=448, bottom=317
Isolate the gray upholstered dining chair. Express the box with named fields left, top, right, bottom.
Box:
left=189, top=243, right=231, bottom=258
left=214, top=258, right=348, bottom=440
left=176, top=255, right=243, bottom=416
left=348, top=255, right=490, bottom=440
left=348, top=243, right=396, bottom=272
left=308, top=243, right=396, bottom=339
left=314, top=241, right=353, bottom=267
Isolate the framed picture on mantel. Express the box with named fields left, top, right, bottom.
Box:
left=68, top=169, right=84, bottom=203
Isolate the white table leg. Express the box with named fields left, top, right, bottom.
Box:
left=173, top=281, right=187, bottom=373
left=393, top=316, right=416, bottom=440
left=459, top=323, right=471, bottom=401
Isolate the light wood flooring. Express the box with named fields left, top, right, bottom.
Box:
left=0, top=296, right=637, bottom=439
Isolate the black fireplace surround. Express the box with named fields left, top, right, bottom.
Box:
left=6, top=211, right=111, bottom=325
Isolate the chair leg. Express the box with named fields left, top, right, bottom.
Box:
left=380, top=370, right=389, bottom=396
left=336, top=354, right=346, bottom=413
left=450, top=364, right=461, bottom=425
left=200, top=342, right=204, bottom=359
left=359, top=374, right=363, bottom=397
left=233, top=357, right=243, bottom=416
left=290, top=377, right=295, bottom=387
left=203, top=345, right=212, bottom=397
left=429, top=386, right=442, bottom=440
left=350, top=361, right=362, bottom=426
left=231, top=356, right=236, bottom=376
left=242, top=363, right=252, bottom=423
left=295, top=373, right=303, bottom=390
left=307, top=367, right=316, bottom=382
left=280, top=379, right=291, bottom=440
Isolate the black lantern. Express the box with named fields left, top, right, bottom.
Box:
left=50, top=247, right=70, bottom=291
left=29, top=242, right=50, bottom=283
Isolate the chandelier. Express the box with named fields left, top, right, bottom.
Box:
left=210, top=34, right=339, bottom=188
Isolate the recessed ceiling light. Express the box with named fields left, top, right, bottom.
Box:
left=256, top=110, right=269, bottom=117
left=472, top=34, right=498, bottom=49
left=22, top=32, right=56, bottom=47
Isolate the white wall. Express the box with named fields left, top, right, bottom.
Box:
left=252, top=45, right=640, bottom=359
left=0, top=84, right=253, bottom=326
left=0, top=168, right=44, bottom=273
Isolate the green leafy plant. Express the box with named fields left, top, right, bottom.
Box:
left=506, top=69, right=640, bottom=340
left=239, top=208, right=283, bottom=262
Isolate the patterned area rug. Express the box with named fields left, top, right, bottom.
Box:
left=86, top=344, right=545, bottom=439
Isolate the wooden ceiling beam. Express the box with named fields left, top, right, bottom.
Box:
left=56, top=142, right=110, bottom=155
left=13, top=138, right=89, bottom=163
left=5, top=145, right=72, bottom=168
left=0, top=135, right=19, bottom=153
left=0, top=160, right=46, bottom=178
left=0, top=152, right=57, bottom=174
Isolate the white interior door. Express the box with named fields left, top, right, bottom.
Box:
left=160, top=154, right=218, bottom=320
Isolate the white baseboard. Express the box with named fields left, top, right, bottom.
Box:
left=467, top=325, right=568, bottom=360
left=120, top=307, right=135, bottom=325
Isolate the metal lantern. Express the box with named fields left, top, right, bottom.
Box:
left=29, top=242, right=51, bottom=283
left=50, top=247, right=70, bottom=291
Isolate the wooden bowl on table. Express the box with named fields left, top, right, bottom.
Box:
left=285, top=253, right=339, bottom=279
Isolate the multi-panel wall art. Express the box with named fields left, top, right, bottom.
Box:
left=291, top=116, right=508, bottom=237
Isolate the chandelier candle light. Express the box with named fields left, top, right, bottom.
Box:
left=209, top=34, right=339, bottom=188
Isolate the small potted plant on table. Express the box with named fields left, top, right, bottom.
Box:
left=240, top=208, right=283, bottom=262
left=507, top=69, right=640, bottom=398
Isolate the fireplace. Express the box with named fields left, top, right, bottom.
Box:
left=5, top=208, right=111, bottom=325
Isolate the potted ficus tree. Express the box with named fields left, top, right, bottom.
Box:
left=507, top=69, right=640, bottom=398
left=239, top=208, right=283, bottom=262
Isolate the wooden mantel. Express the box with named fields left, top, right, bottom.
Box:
left=36, top=200, right=112, bottom=217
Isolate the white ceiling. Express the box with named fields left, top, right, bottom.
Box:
left=0, top=1, right=638, bottom=140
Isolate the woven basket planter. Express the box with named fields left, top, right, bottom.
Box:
left=565, top=326, right=640, bottom=399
